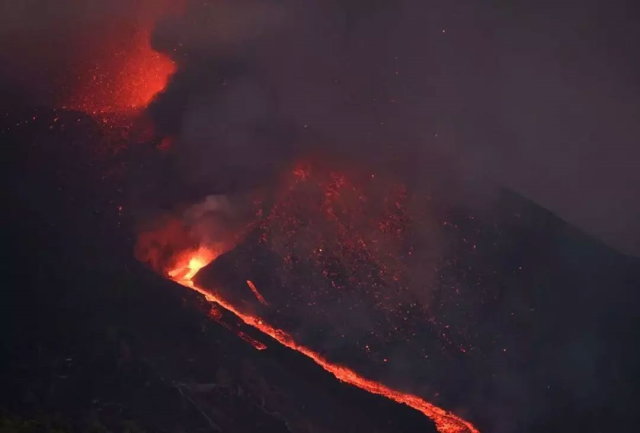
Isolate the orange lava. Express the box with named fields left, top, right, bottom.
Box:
left=236, top=331, right=268, bottom=351
left=166, top=248, right=479, bottom=433
left=167, top=247, right=220, bottom=283
left=246, top=280, right=269, bottom=305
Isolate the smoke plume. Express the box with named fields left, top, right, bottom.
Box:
left=134, top=0, right=640, bottom=255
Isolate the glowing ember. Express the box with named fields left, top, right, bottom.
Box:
left=246, top=280, right=269, bottom=305
left=166, top=252, right=479, bottom=433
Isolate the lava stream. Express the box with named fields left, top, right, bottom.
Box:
left=208, top=306, right=267, bottom=351
left=246, top=280, right=269, bottom=305
left=168, top=249, right=479, bottom=433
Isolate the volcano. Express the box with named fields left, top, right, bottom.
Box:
left=4, top=106, right=640, bottom=433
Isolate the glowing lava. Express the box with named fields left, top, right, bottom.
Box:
left=167, top=247, right=220, bottom=285
left=246, top=280, right=269, bottom=305
left=208, top=307, right=267, bottom=351
left=166, top=249, right=479, bottom=433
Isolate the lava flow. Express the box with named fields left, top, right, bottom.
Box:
left=169, top=247, right=267, bottom=351
left=208, top=306, right=267, bottom=351
left=246, top=280, right=269, bottom=306
left=166, top=248, right=479, bottom=433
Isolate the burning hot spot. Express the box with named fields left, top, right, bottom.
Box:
left=167, top=247, right=220, bottom=287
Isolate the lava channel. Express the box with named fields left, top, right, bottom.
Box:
left=208, top=305, right=267, bottom=351
left=246, top=280, right=269, bottom=305
left=166, top=248, right=479, bottom=433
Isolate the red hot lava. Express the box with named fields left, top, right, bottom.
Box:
left=246, top=280, right=269, bottom=305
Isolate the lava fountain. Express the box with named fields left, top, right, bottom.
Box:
left=57, top=1, right=184, bottom=119
left=65, top=26, right=176, bottom=117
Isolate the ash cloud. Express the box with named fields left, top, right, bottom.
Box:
left=144, top=0, right=490, bottom=206
left=143, top=0, right=640, bottom=256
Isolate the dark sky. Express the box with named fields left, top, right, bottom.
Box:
left=2, top=0, right=639, bottom=255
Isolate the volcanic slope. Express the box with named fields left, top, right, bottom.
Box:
left=3, top=107, right=440, bottom=433
left=193, top=168, right=640, bottom=433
